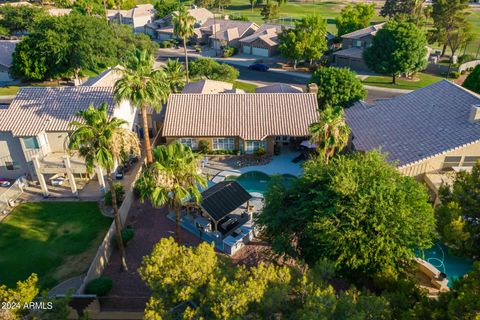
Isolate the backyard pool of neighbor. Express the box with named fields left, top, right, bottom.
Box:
left=417, top=243, right=473, bottom=286
left=225, top=171, right=296, bottom=194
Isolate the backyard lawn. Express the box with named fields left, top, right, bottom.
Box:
left=0, top=201, right=111, bottom=289
left=362, top=73, right=444, bottom=90
left=233, top=80, right=258, bottom=92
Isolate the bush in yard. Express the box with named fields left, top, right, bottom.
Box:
left=194, top=44, right=202, bottom=53
left=198, top=140, right=210, bottom=154
left=160, top=40, right=172, bottom=48
left=104, top=183, right=125, bottom=207
left=255, top=146, right=266, bottom=156
left=121, top=226, right=135, bottom=246
left=85, top=277, right=113, bottom=296
left=463, top=65, right=480, bottom=94
left=222, top=46, right=236, bottom=58
left=449, top=71, right=460, bottom=79
left=190, top=58, right=239, bottom=82
left=458, top=54, right=474, bottom=64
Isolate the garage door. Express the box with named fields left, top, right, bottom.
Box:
left=158, top=33, right=172, bottom=41
left=243, top=45, right=251, bottom=54
left=252, top=47, right=269, bottom=57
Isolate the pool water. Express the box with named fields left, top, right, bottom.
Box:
left=225, top=171, right=296, bottom=194
left=418, top=243, right=473, bottom=286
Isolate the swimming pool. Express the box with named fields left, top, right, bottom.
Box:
left=225, top=171, right=296, bottom=194
left=417, top=243, right=473, bottom=286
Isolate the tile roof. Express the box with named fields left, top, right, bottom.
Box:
left=0, top=40, right=20, bottom=68
left=200, top=181, right=252, bottom=221
left=181, top=79, right=233, bottom=94
left=0, top=87, right=116, bottom=137
left=345, top=80, right=480, bottom=168
left=201, top=19, right=258, bottom=40
left=81, top=68, right=123, bottom=87
left=239, top=24, right=289, bottom=44
left=341, top=23, right=385, bottom=39
left=163, top=93, right=318, bottom=140
left=255, top=83, right=303, bottom=93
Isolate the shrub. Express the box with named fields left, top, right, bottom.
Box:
left=256, top=146, right=266, bottom=156
left=449, top=71, right=460, bottom=79
left=195, top=45, right=202, bottom=53
left=160, top=40, right=172, bottom=48
left=463, top=65, right=480, bottom=94
left=229, top=14, right=249, bottom=21
left=198, top=140, right=210, bottom=154
left=85, top=277, right=113, bottom=296
left=104, top=183, right=125, bottom=207
left=222, top=46, right=236, bottom=58
left=458, top=54, right=474, bottom=64
left=121, top=226, right=135, bottom=246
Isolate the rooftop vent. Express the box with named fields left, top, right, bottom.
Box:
left=469, top=105, right=480, bottom=123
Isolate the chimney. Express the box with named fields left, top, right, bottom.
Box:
left=307, top=83, right=318, bottom=95
left=469, top=105, right=480, bottom=123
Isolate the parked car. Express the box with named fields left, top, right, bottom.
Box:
left=248, top=63, right=269, bottom=72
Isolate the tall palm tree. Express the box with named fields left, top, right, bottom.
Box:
left=135, top=142, right=207, bottom=242
left=172, top=7, right=196, bottom=83
left=67, top=103, right=140, bottom=271
left=114, top=49, right=171, bottom=164
left=162, top=58, right=185, bottom=93
left=309, top=106, right=350, bottom=164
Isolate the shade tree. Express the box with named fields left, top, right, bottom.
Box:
left=336, top=3, right=375, bottom=36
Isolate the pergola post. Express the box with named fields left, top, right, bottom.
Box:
left=32, top=156, right=49, bottom=197
left=63, top=156, right=78, bottom=196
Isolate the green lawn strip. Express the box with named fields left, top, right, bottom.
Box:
left=0, top=201, right=111, bottom=289
left=0, top=81, right=61, bottom=96
left=233, top=80, right=258, bottom=92
left=362, top=73, right=444, bottom=90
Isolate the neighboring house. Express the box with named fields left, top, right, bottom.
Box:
left=107, top=4, right=156, bottom=33
left=200, top=19, right=258, bottom=49
left=345, top=80, right=480, bottom=203
left=0, top=85, right=136, bottom=196
left=162, top=93, right=318, bottom=154
left=239, top=24, right=291, bottom=57
left=255, top=83, right=303, bottom=93
left=0, top=40, right=20, bottom=83
left=182, top=79, right=244, bottom=94
left=331, top=23, right=385, bottom=71
left=145, top=7, right=214, bottom=41
left=47, top=8, right=72, bottom=16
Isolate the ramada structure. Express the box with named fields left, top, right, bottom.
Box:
left=162, top=93, right=319, bottom=154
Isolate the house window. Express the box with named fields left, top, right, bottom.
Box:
left=23, top=137, right=39, bottom=149
left=245, top=140, right=266, bottom=154
left=5, top=161, right=20, bottom=170
left=179, top=138, right=198, bottom=150
left=442, top=156, right=462, bottom=169
left=462, top=156, right=480, bottom=167
left=213, top=138, right=235, bottom=151
left=353, top=40, right=362, bottom=48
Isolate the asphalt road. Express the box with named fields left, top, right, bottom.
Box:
left=156, top=52, right=403, bottom=103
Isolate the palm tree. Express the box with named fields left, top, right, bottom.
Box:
left=67, top=103, right=140, bottom=271
left=309, top=106, right=350, bottom=164
left=162, top=59, right=185, bottom=93
left=135, top=142, right=207, bottom=242
left=114, top=49, right=171, bottom=164
left=172, top=7, right=196, bottom=83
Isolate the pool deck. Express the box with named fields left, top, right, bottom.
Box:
left=212, top=151, right=302, bottom=183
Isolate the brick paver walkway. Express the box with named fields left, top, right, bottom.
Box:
left=101, top=199, right=201, bottom=311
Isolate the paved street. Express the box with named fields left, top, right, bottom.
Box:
left=156, top=50, right=404, bottom=103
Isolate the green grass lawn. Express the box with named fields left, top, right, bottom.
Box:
left=0, top=201, right=111, bottom=289
left=233, top=80, right=258, bottom=92
left=362, top=73, right=444, bottom=90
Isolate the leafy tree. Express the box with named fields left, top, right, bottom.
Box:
left=154, top=0, right=182, bottom=19
left=261, top=2, right=279, bottom=22
left=72, top=0, right=107, bottom=16
left=214, top=0, right=231, bottom=11
left=172, top=7, right=196, bottom=83
left=296, top=15, right=327, bottom=65
left=68, top=103, right=139, bottom=271
left=0, top=5, right=46, bottom=35
left=114, top=49, right=171, bottom=164
left=190, top=57, right=239, bottom=82
left=445, top=262, right=480, bottom=318
left=380, top=0, right=421, bottom=18
left=257, top=151, right=436, bottom=277
left=431, top=0, right=470, bottom=57
left=278, top=28, right=306, bottom=69
left=309, top=106, right=350, bottom=163
left=162, top=59, right=185, bottom=93
left=336, top=3, right=375, bottom=36
left=435, top=162, right=480, bottom=257
left=463, top=65, right=480, bottom=94
left=135, top=143, right=207, bottom=242
left=194, top=0, right=214, bottom=8
left=308, top=66, right=366, bottom=108
left=446, top=19, right=473, bottom=61
left=0, top=274, right=39, bottom=319
left=363, top=20, right=427, bottom=84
